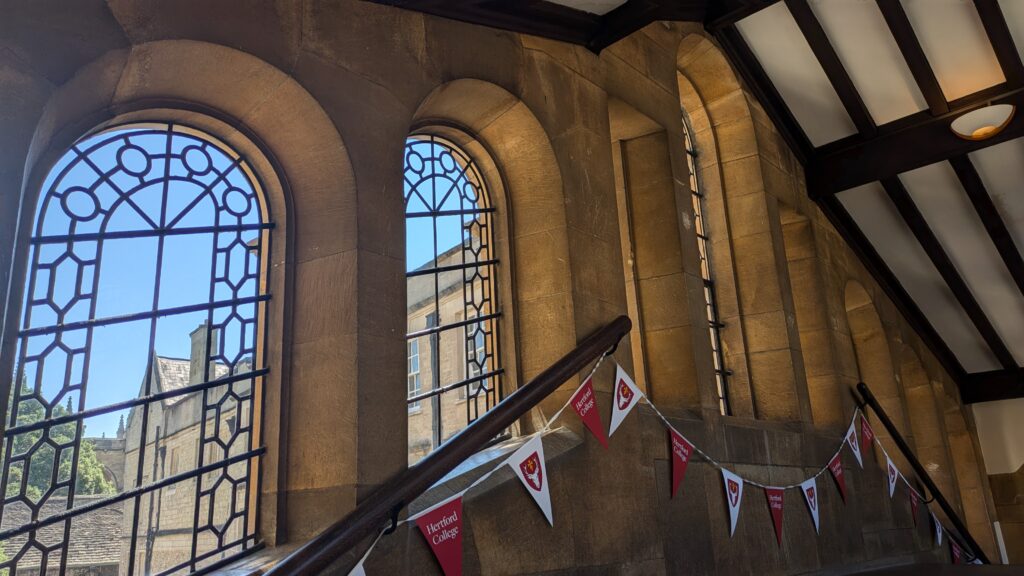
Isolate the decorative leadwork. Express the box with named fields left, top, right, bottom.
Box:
left=404, top=135, right=503, bottom=451
left=0, top=123, right=271, bottom=574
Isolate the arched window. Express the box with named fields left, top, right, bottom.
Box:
left=404, top=135, right=503, bottom=464
left=0, top=123, right=271, bottom=574
left=682, top=114, right=731, bottom=415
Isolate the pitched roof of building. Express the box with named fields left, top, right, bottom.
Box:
left=1, top=496, right=122, bottom=568
left=154, top=355, right=229, bottom=407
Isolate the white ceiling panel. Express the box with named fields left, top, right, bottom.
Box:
left=970, top=137, right=1024, bottom=255
left=546, top=0, right=626, bottom=15
left=809, top=0, right=928, bottom=125
left=838, top=182, right=1000, bottom=373
left=901, top=0, right=1005, bottom=101
left=900, top=161, right=1024, bottom=365
left=998, top=0, right=1024, bottom=65
left=737, top=3, right=857, bottom=146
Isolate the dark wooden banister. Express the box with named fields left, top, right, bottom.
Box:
left=266, top=315, right=632, bottom=575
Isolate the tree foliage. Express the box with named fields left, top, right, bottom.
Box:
left=5, top=384, right=115, bottom=501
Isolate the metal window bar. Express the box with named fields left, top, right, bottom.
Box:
left=0, top=122, right=269, bottom=576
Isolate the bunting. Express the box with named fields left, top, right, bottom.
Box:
left=351, top=359, right=984, bottom=573
left=827, top=454, right=846, bottom=503
left=608, top=364, right=642, bottom=437
left=765, top=488, right=785, bottom=547
left=722, top=469, right=744, bottom=537
left=669, top=428, right=694, bottom=498
left=570, top=377, right=608, bottom=449
left=800, top=477, right=821, bottom=534
left=508, top=435, right=553, bottom=526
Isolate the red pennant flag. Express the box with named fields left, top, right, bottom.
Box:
left=669, top=428, right=694, bottom=498
left=765, top=488, right=784, bottom=547
left=910, top=490, right=919, bottom=526
left=571, top=377, right=608, bottom=449
left=415, top=496, right=464, bottom=576
left=951, top=540, right=962, bottom=564
left=827, top=453, right=847, bottom=503
left=860, top=415, right=875, bottom=452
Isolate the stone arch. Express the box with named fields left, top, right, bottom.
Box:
left=844, top=281, right=911, bottom=454
left=2, top=39, right=362, bottom=544
left=410, top=79, right=574, bottom=425
left=677, top=34, right=810, bottom=423
left=899, top=346, right=959, bottom=502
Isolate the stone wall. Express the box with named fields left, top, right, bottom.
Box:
left=0, top=1, right=1008, bottom=573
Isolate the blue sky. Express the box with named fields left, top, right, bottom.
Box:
left=15, top=133, right=468, bottom=439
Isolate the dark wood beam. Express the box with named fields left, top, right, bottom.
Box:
left=713, top=25, right=812, bottom=163
left=875, top=0, right=948, bottom=115
left=949, top=155, right=1024, bottom=300
left=808, top=85, right=1024, bottom=195
left=786, top=0, right=875, bottom=136
left=817, top=195, right=967, bottom=383
left=882, top=177, right=1017, bottom=370
left=962, top=368, right=1024, bottom=403
left=975, top=0, right=1024, bottom=87
left=589, top=0, right=706, bottom=52
left=705, top=0, right=780, bottom=31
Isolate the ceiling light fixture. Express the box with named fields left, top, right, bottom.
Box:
left=950, top=104, right=1015, bottom=141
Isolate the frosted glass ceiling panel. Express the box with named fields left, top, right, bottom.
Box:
left=970, top=137, right=1024, bottom=256
left=547, top=0, right=625, bottom=15
left=838, top=182, right=1000, bottom=373
left=737, top=2, right=857, bottom=146
left=1000, top=0, right=1024, bottom=64
left=902, top=0, right=1004, bottom=100
left=900, top=161, right=1024, bottom=365
left=809, top=0, right=927, bottom=125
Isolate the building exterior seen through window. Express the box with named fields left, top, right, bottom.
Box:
left=404, top=135, right=503, bottom=465
left=682, top=115, right=732, bottom=416
left=0, top=123, right=270, bottom=575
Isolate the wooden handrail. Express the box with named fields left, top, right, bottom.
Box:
left=266, top=315, right=632, bottom=575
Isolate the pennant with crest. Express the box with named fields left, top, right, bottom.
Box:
left=507, top=435, right=553, bottom=526
left=608, top=364, right=642, bottom=437
left=932, top=511, right=944, bottom=547
left=722, top=469, right=744, bottom=537
left=886, top=455, right=899, bottom=498
left=846, top=420, right=863, bottom=468
left=800, top=477, right=821, bottom=534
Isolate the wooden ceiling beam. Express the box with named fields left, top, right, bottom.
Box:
left=816, top=195, right=967, bottom=383
left=875, top=0, right=948, bottom=115
left=949, top=155, right=1024, bottom=301
left=808, top=85, right=1024, bottom=196
left=882, top=177, right=1017, bottom=370
left=975, top=0, right=1024, bottom=87
left=962, top=367, right=1024, bottom=403
left=589, top=0, right=706, bottom=52
left=785, top=0, right=875, bottom=136
left=713, top=25, right=812, bottom=163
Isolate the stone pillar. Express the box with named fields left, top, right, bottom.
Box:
left=618, top=131, right=700, bottom=409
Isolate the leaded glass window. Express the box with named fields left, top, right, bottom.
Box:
left=404, top=135, right=503, bottom=463
left=0, top=123, right=271, bottom=574
left=682, top=115, right=731, bottom=415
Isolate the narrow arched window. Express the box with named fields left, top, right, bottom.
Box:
left=0, top=123, right=271, bottom=574
left=682, top=114, right=731, bottom=416
left=404, top=135, right=503, bottom=464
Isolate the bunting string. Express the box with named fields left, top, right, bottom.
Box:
left=349, top=353, right=980, bottom=574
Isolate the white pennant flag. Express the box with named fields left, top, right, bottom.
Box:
left=349, top=564, right=366, bottom=576
left=932, top=511, right=943, bottom=547
left=886, top=455, right=899, bottom=498
left=722, top=468, right=744, bottom=537
left=846, top=421, right=863, bottom=468
left=800, top=477, right=821, bottom=534
left=507, top=435, right=553, bottom=526
left=608, top=364, right=642, bottom=437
